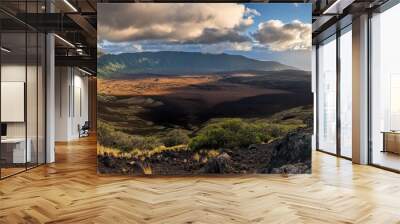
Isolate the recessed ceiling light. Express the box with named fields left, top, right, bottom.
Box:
left=63, top=0, right=78, bottom=12
left=322, top=0, right=354, bottom=15
left=54, top=34, right=75, bottom=48
left=78, top=67, right=92, bottom=76
left=1, top=47, right=11, bottom=53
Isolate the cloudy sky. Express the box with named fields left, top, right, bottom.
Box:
left=98, top=3, right=311, bottom=71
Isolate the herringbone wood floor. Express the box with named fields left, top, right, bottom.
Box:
left=1, top=136, right=400, bottom=224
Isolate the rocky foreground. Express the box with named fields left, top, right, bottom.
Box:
left=98, top=126, right=312, bottom=175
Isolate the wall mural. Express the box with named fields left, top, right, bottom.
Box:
left=97, top=3, right=313, bottom=175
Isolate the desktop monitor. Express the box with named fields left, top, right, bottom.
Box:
left=1, top=123, right=7, bottom=137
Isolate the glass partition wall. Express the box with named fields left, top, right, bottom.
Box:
left=316, top=25, right=353, bottom=159
left=317, top=35, right=337, bottom=154
left=316, top=0, right=400, bottom=171
left=370, top=3, right=400, bottom=171
left=0, top=4, right=46, bottom=179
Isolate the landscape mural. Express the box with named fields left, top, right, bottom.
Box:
left=97, top=3, right=313, bottom=175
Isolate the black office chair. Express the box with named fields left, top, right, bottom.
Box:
left=79, top=121, right=90, bottom=138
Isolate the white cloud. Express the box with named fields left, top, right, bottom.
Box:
left=245, top=8, right=261, bottom=16
left=98, top=40, right=144, bottom=54
left=132, top=44, right=143, bottom=52
left=230, top=42, right=253, bottom=51
left=252, top=19, right=311, bottom=51
left=201, top=42, right=253, bottom=54
left=98, top=3, right=255, bottom=44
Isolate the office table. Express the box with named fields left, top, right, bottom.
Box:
left=382, top=131, right=400, bottom=154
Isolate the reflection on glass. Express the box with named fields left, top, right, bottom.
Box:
left=318, top=35, right=337, bottom=154
left=0, top=1, right=47, bottom=178
left=390, top=75, right=400, bottom=130
left=1, top=32, right=27, bottom=177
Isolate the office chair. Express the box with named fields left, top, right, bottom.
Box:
left=79, top=121, right=90, bottom=138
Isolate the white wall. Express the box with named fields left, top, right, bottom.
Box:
left=55, top=67, right=89, bottom=141
left=1, top=63, right=46, bottom=164
left=55, top=67, right=70, bottom=141
left=72, top=73, right=89, bottom=138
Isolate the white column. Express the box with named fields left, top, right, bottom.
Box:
left=352, top=14, right=369, bottom=164
left=46, top=32, right=55, bottom=163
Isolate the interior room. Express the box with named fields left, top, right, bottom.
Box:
left=0, top=0, right=96, bottom=179
left=0, top=0, right=400, bottom=223
left=0, top=8, right=46, bottom=178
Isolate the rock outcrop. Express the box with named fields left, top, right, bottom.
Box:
left=98, top=127, right=312, bottom=175
left=261, top=127, right=312, bottom=173
left=271, top=163, right=311, bottom=174
left=203, top=152, right=233, bottom=174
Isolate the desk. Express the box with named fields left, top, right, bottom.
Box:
left=382, top=131, right=400, bottom=154
left=1, top=138, right=31, bottom=163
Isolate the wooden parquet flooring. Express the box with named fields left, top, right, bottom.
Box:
left=1, top=136, right=400, bottom=224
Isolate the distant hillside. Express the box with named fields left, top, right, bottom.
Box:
left=97, top=51, right=296, bottom=78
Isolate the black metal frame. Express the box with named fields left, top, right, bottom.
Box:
left=0, top=0, right=47, bottom=180
left=336, top=25, right=341, bottom=158
left=315, top=44, right=319, bottom=152
left=367, top=10, right=373, bottom=166
left=315, top=32, right=336, bottom=156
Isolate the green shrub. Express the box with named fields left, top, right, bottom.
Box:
left=189, top=119, right=263, bottom=151
left=97, top=120, right=161, bottom=151
left=236, top=127, right=262, bottom=147
left=98, top=114, right=302, bottom=153
left=162, top=129, right=190, bottom=147
left=97, top=120, right=117, bottom=147
left=188, top=118, right=303, bottom=151
left=133, top=136, right=162, bottom=151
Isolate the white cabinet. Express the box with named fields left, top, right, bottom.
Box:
left=1, top=138, right=32, bottom=163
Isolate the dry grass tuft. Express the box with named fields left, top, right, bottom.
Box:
left=97, top=144, right=188, bottom=159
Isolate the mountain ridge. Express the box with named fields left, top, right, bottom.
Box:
left=97, top=51, right=298, bottom=78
